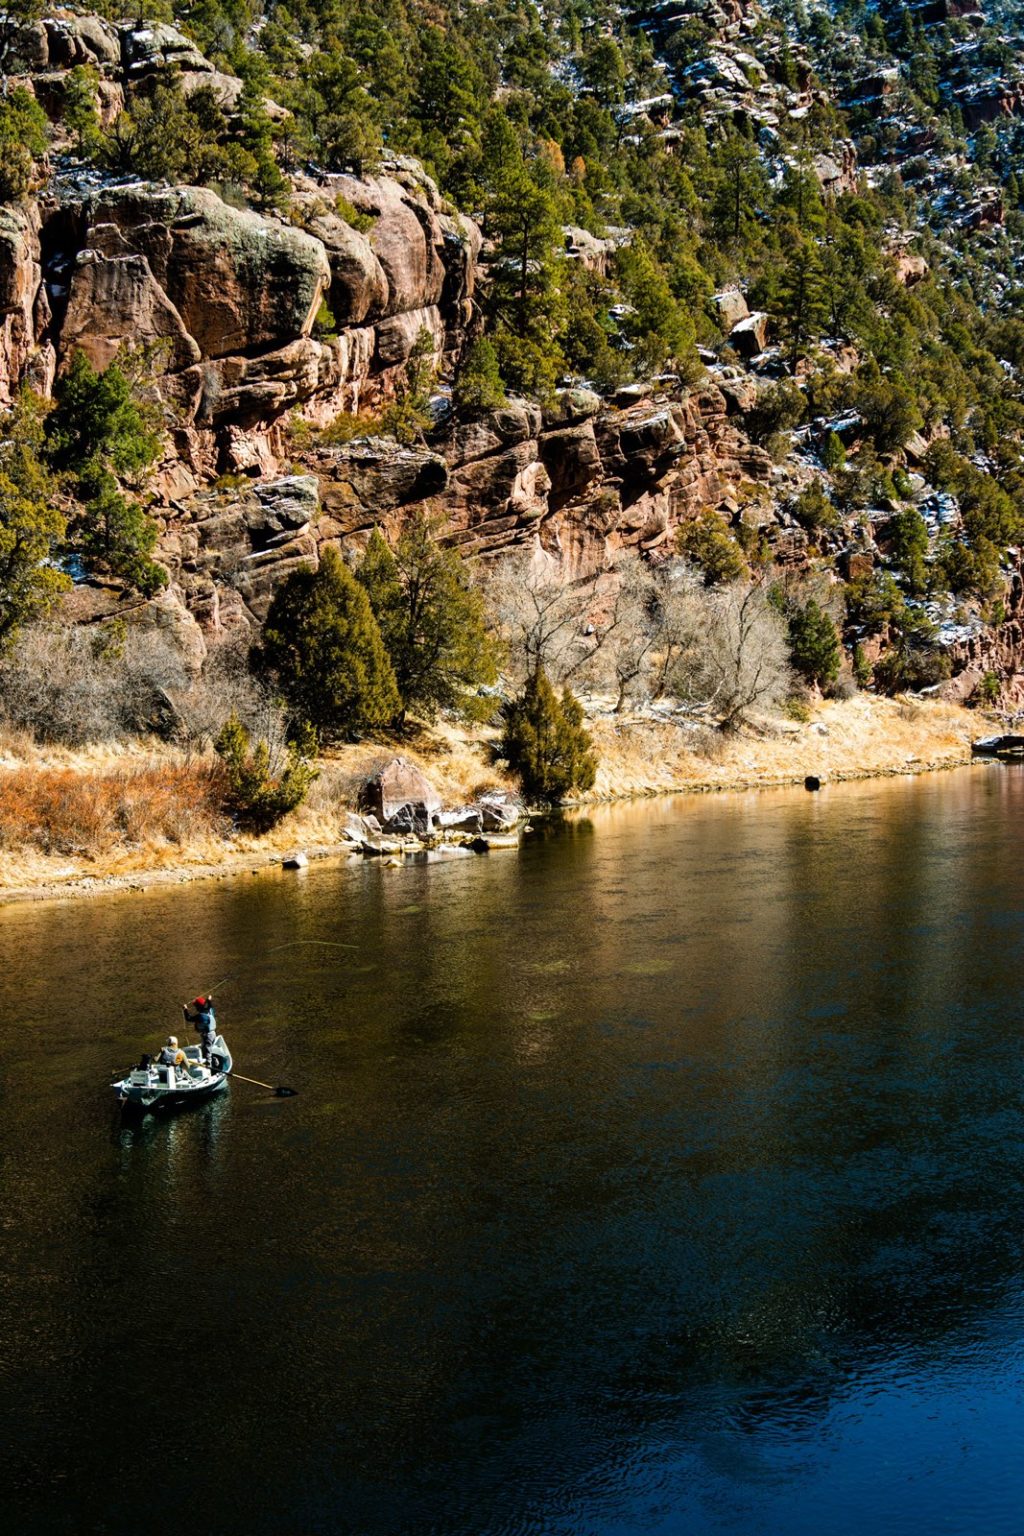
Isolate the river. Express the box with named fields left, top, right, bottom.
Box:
left=3, top=766, right=1024, bottom=1535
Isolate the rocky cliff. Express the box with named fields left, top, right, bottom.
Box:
left=0, top=13, right=793, bottom=670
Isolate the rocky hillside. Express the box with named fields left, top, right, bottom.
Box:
left=2, top=1, right=1024, bottom=707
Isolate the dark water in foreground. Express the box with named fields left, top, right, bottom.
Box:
left=3, top=767, right=1024, bottom=1535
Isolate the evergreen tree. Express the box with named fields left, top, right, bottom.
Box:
left=788, top=598, right=841, bottom=688
left=614, top=236, right=698, bottom=378
left=853, top=642, right=872, bottom=688
left=74, top=469, right=166, bottom=597
left=452, top=338, right=507, bottom=416
left=357, top=517, right=499, bottom=723
left=479, top=111, right=566, bottom=397
left=261, top=546, right=400, bottom=740
left=0, top=391, right=69, bottom=649
left=46, top=353, right=161, bottom=483
left=780, top=237, right=827, bottom=363
left=293, top=50, right=381, bottom=175
left=677, top=512, right=748, bottom=585
left=62, top=66, right=102, bottom=159
left=501, top=666, right=597, bottom=804
left=890, top=506, right=930, bottom=595
left=0, top=86, right=48, bottom=201
left=45, top=353, right=165, bottom=594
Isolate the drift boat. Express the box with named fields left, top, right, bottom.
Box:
left=112, top=1035, right=233, bottom=1113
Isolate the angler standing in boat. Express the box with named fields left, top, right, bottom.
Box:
left=183, top=995, right=217, bottom=1064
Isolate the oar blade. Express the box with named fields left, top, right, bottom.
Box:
left=274, top=1086, right=298, bottom=1097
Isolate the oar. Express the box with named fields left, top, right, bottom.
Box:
left=230, top=1071, right=298, bottom=1098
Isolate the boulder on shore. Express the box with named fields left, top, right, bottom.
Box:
left=358, top=756, right=442, bottom=831
left=477, top=789, right=525, bottom=831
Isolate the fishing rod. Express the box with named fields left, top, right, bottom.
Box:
left=194, top=938, right=360, bottom=1000
left=179, top=938, right=359, bottom=1099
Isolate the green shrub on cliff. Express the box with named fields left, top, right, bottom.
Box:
left=677, top=512, right=748, bottom=586
left=45, top=353, right=166, bottom=595
left=452, top=339, right=507, bottom=417
left=73, top=470, right=167, bottom=598
left=62, top=66, right=103, bottom=159
left=501, top=667, right=597, bottom=806
left=261, top=546, right=400, bottom=740
left=357, top=517, right=499, bottom=724
left=0, top=87, right=48, bottom=201
left=0, top=391, right=69, bottom=649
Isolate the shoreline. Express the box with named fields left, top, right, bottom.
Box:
left=0, top=704, right=983, bottom=906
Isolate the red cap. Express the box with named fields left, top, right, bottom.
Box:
left=194, top=996, right=206, bottom=1007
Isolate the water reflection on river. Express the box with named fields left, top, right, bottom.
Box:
left=4, top=766, right=1024, bottom=1535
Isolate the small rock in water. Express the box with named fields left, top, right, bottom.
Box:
left=282, top=851, right=309, bottom=869
left=804, top=776, right=821, bottom=792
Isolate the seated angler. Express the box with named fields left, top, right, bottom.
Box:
left=158, top=1035, right=188, bottom=1070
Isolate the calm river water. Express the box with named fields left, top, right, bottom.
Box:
left=3, top=766, right=1024, bottom=1535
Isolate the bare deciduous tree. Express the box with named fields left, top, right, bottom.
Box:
left=676, top=581, right=792, bottom=728
left=483, top=548, right=605, bottom=685
left=577, top=556, right=705, bottom=711
left=0, top=622, right=188, bottom=745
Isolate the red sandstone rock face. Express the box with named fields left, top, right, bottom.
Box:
left=947, top=564, right=1024, bottom=706
left=0, top=20, right=789, bottom=651
left=0, top=203, right=47, bottom=407
left=146, top=386, right=778, bottom=643
left=0, top=161, right=480, bottom=470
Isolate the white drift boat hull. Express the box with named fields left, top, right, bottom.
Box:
left=112, top=1036, right=233, bottom=1113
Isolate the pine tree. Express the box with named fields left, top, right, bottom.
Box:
left=261, top=546, right=400, bottom=740
left=780, top=238, right=827, bottom=363
left=357, top=516, right=499, bottom=724
left=890, top=506, right=930, bottom=595
left=479, top=110, right=567, bottom=397
left=788, top=599, right=840, bottom=689
left=501, top=666, right=597, bottom=805
left=0, top=390, right=70, bottom=649
left=452, top=338, right=507, bottom=416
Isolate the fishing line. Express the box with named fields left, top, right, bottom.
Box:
left=193, top=939, right=360, bottom=1000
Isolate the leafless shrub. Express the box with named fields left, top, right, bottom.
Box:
left=669, top=581, right=793, bottom=729
left=0, top=624, right=189, bottom=746
left=577, top=556, right=707, bottom=710
left=483, top=548, right=605, bottom=686
left=172, top=639, right=289, bottom=756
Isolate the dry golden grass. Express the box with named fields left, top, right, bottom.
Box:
left=584, top=693, right=979, bottom=800
left=0, top=695, right=984, bottom=901
left=0, top=764, right=227, bottom=857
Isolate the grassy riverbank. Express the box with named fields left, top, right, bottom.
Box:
left=0, top=694, right=983, bottom=902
